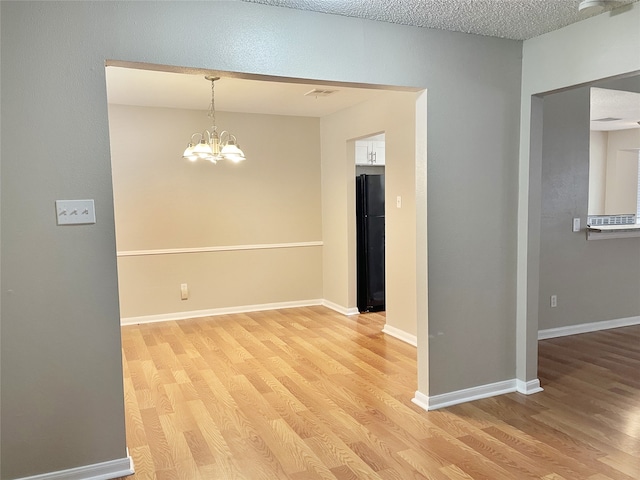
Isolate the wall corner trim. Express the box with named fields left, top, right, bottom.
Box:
left=412, top=379, right=519, bottom=411
left=321, top=300, right=359, bottom=316
left=381, top=324, right=417, bottom=346
left=412, top=390, right=430, bottom=411
left=538, top=315, right=640, bottom=340
left=516, top=378, right=544, bottom=395
left=12, top=455, right=134, bottom=480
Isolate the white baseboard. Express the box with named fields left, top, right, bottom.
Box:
left=538, top=315, right=640, bottom=340
left=412, top=379, right=519, bottom=411
left=516, top=378, right=544, bottom=395
left=121, top=299, right=324, bottom=325
left=321, top=299, right=359, bottom=316
left=381, top=324, right=417, bottom=346
left=13, top=455, right=134, bottom=480
left=412, top=390, right=431, bottom=411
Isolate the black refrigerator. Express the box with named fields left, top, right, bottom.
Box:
left=356, top=174, right=385, bottom=313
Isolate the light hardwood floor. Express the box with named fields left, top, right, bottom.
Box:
left=120, top=307, right=640, bottom=479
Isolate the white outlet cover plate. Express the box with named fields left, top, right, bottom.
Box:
left=56, top=199, right=96, bottom=225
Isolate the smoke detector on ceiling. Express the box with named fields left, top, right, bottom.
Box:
left=578, top=0, right=609, bottom=12
left=304, top=88, right=337, bottom=98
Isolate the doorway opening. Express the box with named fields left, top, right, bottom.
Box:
left=355, top=133, right=386, bottom=313
left=526, top=71, right=640, bottom=389
left=104, top=59, right=427, bottom=384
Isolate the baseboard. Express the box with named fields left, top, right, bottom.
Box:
left=381, top=324, right=417, bottom=346
left=121, top=299, right=323, bottom=325
left=516, top=378, right=544, bottom=395
left=13, top=455, right=134, bottom=480
left=411, top=390, right=430, bottom=411
left=321, top=299, right=359, bottom=316
left=412, top=379, right=518, bottom=411
left=538, top=315, right=640, bottom=340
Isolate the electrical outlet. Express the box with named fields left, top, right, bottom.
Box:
left=180, top=283, right=189, bottom=300
left=550, top=295, right=557, bottom=308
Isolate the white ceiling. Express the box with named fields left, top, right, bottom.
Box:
left=591, top=88, right=640, bottom=131
left=105, top=67, right=393, bottom=118
left=242, top=0, right=639, bottom=40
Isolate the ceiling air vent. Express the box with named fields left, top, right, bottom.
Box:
left=593, top=117, right=622, bottom=122
left=304, top=88, right=337, bottom=98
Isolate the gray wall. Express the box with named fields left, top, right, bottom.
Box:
left=539, top=78, right=640, bottom=331
left=426, top=54, right=521, bottom=392
left=1, top=1, right=521, bottom=477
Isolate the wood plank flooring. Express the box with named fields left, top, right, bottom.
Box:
left=119, top=307, right=640, bottom=479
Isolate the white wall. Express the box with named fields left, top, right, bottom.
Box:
left=589, top=128, right=640, bottom=216
left=588, top=130, right=608, bottom=215
left=108, top=104, right=323, bottom=320
left=518, top=4, right=640, bottom=382
left=604, top=129, right=640, bottom=214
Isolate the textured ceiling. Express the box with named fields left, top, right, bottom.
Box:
left=242, top=0, right=639, bottom=40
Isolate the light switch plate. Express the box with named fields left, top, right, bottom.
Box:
left=572, top=217, right=580, bottom=232
left=56, top=199, right=96, bottom=225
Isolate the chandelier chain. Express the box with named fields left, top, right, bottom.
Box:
left=208, top=78, right=216, bottom=129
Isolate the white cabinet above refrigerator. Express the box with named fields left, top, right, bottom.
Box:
left=355, top=133, right=385, bottom=166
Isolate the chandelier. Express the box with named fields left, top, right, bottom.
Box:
left=182, top=76, right=246, bottom=164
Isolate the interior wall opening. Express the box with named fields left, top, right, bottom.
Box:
left=529, top=71, right=640, bottom=387
left=104, top=60, right=428, bottom=391
left=354, top=132, right=387, bottom=315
